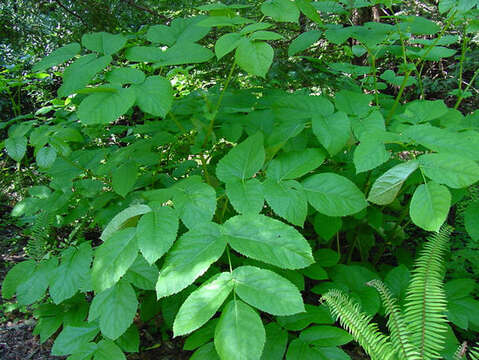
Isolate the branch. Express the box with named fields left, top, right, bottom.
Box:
left=53, top=0, right=88, bottom=26
left=124, top=0, right=167, bottom=22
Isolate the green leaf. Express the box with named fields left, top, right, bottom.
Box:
left=173, top=272, right=234, bottom=336
left=277, top=304, right=333, bottom=331
left=36, top=146, right=57, bottom=169
left=112, top=162, right=138, bottom=197
left=263, top=179, right=308, bottom=226
left=312, top=111, right=351, bottom=156
left=299, top=325, right=353, bottom=347
left=154, top=43, right=214, bottom=66
left=267, top=148, right=326, bottom=181
left=216, top=132, right=265, bottom=183
left=215, top=300, right=266, bottom=360
left=146, top=16, right=211, bottom=46
left=296, top=0, right=323, bottom=23
left=409, top=182, right=451, bottom=232
left=367, top=161, right=419, bottom=205
left=124, top=255, right=158, bottom=291
left=190, top=342, right=221, bottom=360
left=335, top=90, right=373, bottom=117
left=66, top=342, right=98, bottom=360
left=418, top=153, right=479, bottom=189
left=50, top=242, right=92, bottom=304
left=183, top=319, right=218, bottom=351
left=260, top=322, right=288, bottom=360
left=58, top=54, right=112, bottom=97
left=398, top=15, right=439, bottom=35
left=5, top=136, right=27, bottom=162
left=353, top=140, right=390, bottom=173
left=302, top=173, right=367, bottom=216
left=116, top=325, right=140, bottom=353
left=156, top=222, right=226, bottom=298
left=91, top=228, right=138, bottom=293
left=445, top=279, right=476, bottom=301
left=78, top=87, right=136, bottom=125
left=465, top=201, right=479, bottom=240
left=397, top=100, right=448, bottom=124
left=223, top=214, right=314, bottom=269
left=404, top=124, right=479, bottom=161
left=233, top=265, right=305, bottom=315
left=137, top=206, right=179, bottom=264
left=105, top=68, right=145, bottom=85
left=33, top=43, right=81, bottom=72
left=215, top=33, right=243, bottom=60
left=94, top=339, right=126, bottom=360
left=250, top=30, right=284, bottom=41
left=172, top=177, right=217, bottom=229
left=315, top=249, right=340, bottom=267
left=17, top=258, right=57, bottom=305
left=2, top=260, right=36, bottom=299
left=89, top=280, right=138, bottom=340
left=288, top=30, right=322, bottom=56
left=125, top=46, right=164, bottom=62
left=101, top=205, right=151, bottom=241
left=235, top=40, right=274, bottom=78
left=313, top=213, right=342, bottom=242
left=261, top=0, right=300, bottom=22
left=33, top=304, right=64, bottom=343
left=132, top=76, right=173, bottom=117
left=51, top=324, right=99, bottom=356
left=82, top=32, right=126, bottom=55
left=226, top=178, right=264, bottom=214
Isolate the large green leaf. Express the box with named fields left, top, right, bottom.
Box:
left=418, top=153, right=479, bottom=189
left=51, top=324, right=99, bottom=356
left=277, top=304, right=333, bottom=331
left=16, top=258, right=57, bottom=305
left=409, top=182, right=451, bottom=232
left=222, top=214, right=314, bottom=269
left=233, top=266, right=305, bottom=315
left=299, top=326, right=353, bottom=347
left=5, top=136, right=27, bottom=162
left=36, top=146, right=57, bottom=169
left=146, top=16, right=211, bottom=45
left=112, top=161, right=138, bottom=197
left=91, top=228, right=138, bottom=293
left=190, top=343, right=221, bottom=360
left=100, top=205, right=151, bottom=241
left=137, top=206, right=179, bottom=264
left=33, top=42, right=81, bottom=72
left=335, top=90, right=373, bottom=117
left=302, top=173, right=367, bottom=216
left=353, top=140, right=390, bottom=173
left=312, top=112, right=351, bottom=156
left=464, top=201, right=479, bottom=241
left=226, top=178, right=264, bottom=214
left=154, top=43, right=214, bottom=66
left=215, top=33, right=243, bottom=60
left=173, top=272, right=234, bottom=336
left=49, top=242, right=92, bottom=304
left=78, top=87, right=136, bottom=125
left=132, top=76, right=173, bottom=117
left=88, top=280, right=138, bottom=340
left=367, top=161, right=419, bottom=205
left=260, top=322, right=288, bottom=360
left=82, top=32, right=127, bottom=55
left=1, top=260, right=36, bottom=299
left=267, top=148, right=326, bottom=181
left=214, top=300, right=266, bottom=360
left=216, top=132, right=265, bottom=183
left=106, top=67, right=145, bottom=85
left=261, top=0, right=300, bottom=22
left=94, top=339, right=126, bottom=360
left=288, top=30, right=322, bottom=56
left=235, top=40, right=274, bottom=78
left=172, top=177, right=217, bottom=229
left=263, top=179, right=308, bottom=227
left=183, top=319, right=219, bottom=351
left=58, top=54, right=112, bottom=97
left=404, top=125, right=479, bottom=161
left=124, top=255, right=158, bottom=290
left=156, top=222, right=226, bottom=298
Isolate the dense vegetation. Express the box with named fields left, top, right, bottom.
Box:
left=1, top=0, right=479, bottom=359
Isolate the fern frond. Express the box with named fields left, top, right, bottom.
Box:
left=322, top=289, right=396, bottom=360
left=26, top=211, right=53, bottom=261
left=469, top=345, right=479, bottom=360
left=404, top=226, right=452, bottom=360
left=367, top=279, right=421, bottom=360
left=453, top=342, right=468, bottom=360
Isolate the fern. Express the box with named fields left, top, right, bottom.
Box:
left=470, top=345, right=479, bottom=360
left=26, top=210, right=53, bottom=260
left=405, top=227, right=451, bottom=360
left=321, top=289, right=396, bottom=360
left=366, top=279, right=421, bottom=360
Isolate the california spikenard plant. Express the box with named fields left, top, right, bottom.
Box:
left=322, top=227, right=479, bottom=360
left=1, top=0, right=479, bottom=359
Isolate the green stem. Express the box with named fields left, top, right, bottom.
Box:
left=454, top=68, right=479, bottom=110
